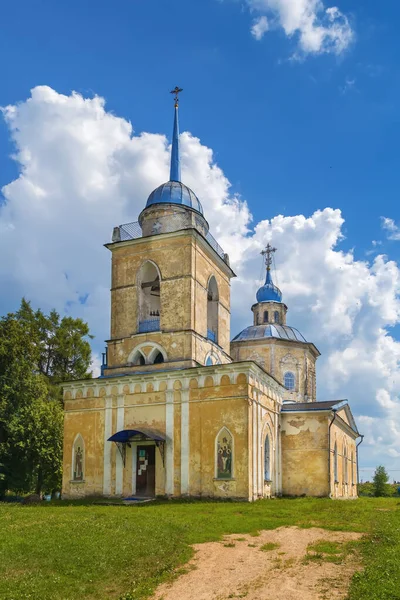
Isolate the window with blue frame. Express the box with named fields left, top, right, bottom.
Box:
left=274, top=311, right=279, bottom=323
left=284, top=371, right=295, bottom=390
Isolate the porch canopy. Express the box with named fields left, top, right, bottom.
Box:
left=108, top=428, right=166, bottom=466
left=108, top=428, right=165, bottom=443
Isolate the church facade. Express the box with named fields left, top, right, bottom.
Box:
left=62, top=91, right=361, bottom=501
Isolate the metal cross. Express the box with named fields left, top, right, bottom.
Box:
left=170, top=86, right=183, bottom=106
left=261, top=243, right=277, bottom=270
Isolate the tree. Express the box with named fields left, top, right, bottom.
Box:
left=372, top=465, right=390, bottom=497
left=0, top=299, right=93, bottom=496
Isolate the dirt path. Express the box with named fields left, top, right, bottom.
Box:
left=153, top=527, right=363, bottom=600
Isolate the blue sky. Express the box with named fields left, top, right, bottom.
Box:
left=1, top=0, right=400, bottom=254
left=1, top=0, right=400, bottom=480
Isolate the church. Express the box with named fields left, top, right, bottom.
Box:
left=62, top=89, right=361, bottom=501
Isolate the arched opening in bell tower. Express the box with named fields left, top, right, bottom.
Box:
left=137, top=261, right=161, bottom=333
left=207, top=276, right=219, bottom=344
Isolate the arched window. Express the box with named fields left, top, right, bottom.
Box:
left=351, top=450, right=355, bottom=485
left=263, top=310, right=268, bottom=323
left=343, top=445, right=348, bottom=484
left=207, top=276, right=219, bottom=344
left=138, top=261, right=161, bottom=333
left=131, top=349, right=146, bottom=366
left=264, top=434, right=271, bottom=481
left=334, top=442, right=338, bottom=482
left=72, top=435, right=85, bottom=482
left=216, top=427, right=233, bottom=479
left=129, top=343, right=167, bottom=366
left=274, top=311, right=280, bottom=324
left=284, top=371, right=295, bottom=391
left=153, top=351, right=164, bottom=364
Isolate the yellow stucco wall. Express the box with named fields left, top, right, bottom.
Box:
left=62, top=364, right=282, bottom=501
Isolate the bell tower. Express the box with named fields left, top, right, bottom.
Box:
left=103, top=88, right=236, bottom=376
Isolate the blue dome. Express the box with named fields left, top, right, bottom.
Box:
left=256, top=270, right=282, bottom=303
left=232, top=324, right=307, bottom=343
left=146, top=180, right=204, bottom=215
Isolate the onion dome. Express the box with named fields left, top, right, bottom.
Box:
left=232, top=324, right=307, bottom=343
left=145, top=87, right=204, bottom=215
left=256, top=269, right=283, bottom=303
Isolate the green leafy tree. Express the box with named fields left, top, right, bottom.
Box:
left=0, top=299, right=93, bottom=497
left=372, top=465, right=390, bottom=497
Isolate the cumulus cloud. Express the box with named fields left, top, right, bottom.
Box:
left=246, top=0, right=354, bottom=57
left=381, top=216, right=400, bottom=241
left=1, top=86, right=399, bottom=478
left=251, top=15, right=269, bottom=40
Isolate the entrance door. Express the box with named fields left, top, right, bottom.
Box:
left=136, top=445, right=155, bottom=497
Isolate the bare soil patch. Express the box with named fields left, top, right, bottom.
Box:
left=153, top=527, right=362, bottom=600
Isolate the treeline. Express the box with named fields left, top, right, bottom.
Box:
left=359, top=466, right=400, bottom=497
left=0, top=299, right=92, bottom=497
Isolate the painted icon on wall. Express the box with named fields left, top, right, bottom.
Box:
left=217, top=429, right=233, bottom=479
left=72, top=435, right=85, bottom=481
left=74, top=446, right=83, bottom=481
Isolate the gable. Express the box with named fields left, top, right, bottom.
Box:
left=336, top=404, right=358, bottom=435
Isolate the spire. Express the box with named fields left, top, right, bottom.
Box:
left=169, top=86, right=183, bottom=182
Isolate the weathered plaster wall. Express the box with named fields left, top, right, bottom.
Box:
left=188, top=374, right=249, bottom=499
left=330, top=416, right=358, bottom=499
left=281, top=413, right=329, bottom=497
left=63, top=395, right=105, bottom=498
left=231, top=339, right=317, bottom=402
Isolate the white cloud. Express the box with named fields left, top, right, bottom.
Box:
left=1, top=86, right=400, bottom=479
left=245, top=0, right=354, bottom=57
left=381, top=216, right=400, bottom=241
left=251, top=15, right=269, bottom=40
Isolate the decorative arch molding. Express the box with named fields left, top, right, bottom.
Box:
left=128, top=342, right=168, bottom=366
left=72, top=434, right=85, bottom=482
left=247, top=351, right=266, bottom=369
left=136, top=259, right=162, bottom=285
left=215, top=426, right=234, bottom=480
left=280, top=353, right=300, bottom=393
left=205, top=350, right=221, bottom=367
left=280, top=352, right=300, bottom=367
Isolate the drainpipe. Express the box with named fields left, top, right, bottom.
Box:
left=328, top=410, right=338, bottom=498
left=356, top=435, right=364, bottom=494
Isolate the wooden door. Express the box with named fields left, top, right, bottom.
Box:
left=136, top=445, right=155, bottom=497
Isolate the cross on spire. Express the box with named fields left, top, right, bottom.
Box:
left=170, top=86, right=183, bottom=107
left=261, top=243, right=277, bottom=271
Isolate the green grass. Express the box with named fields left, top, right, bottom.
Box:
left=0, top=497, right=399, bottom=600
left=260, top=542, right=280, bottom=552
left=304, top=539, right=354, bottom=565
